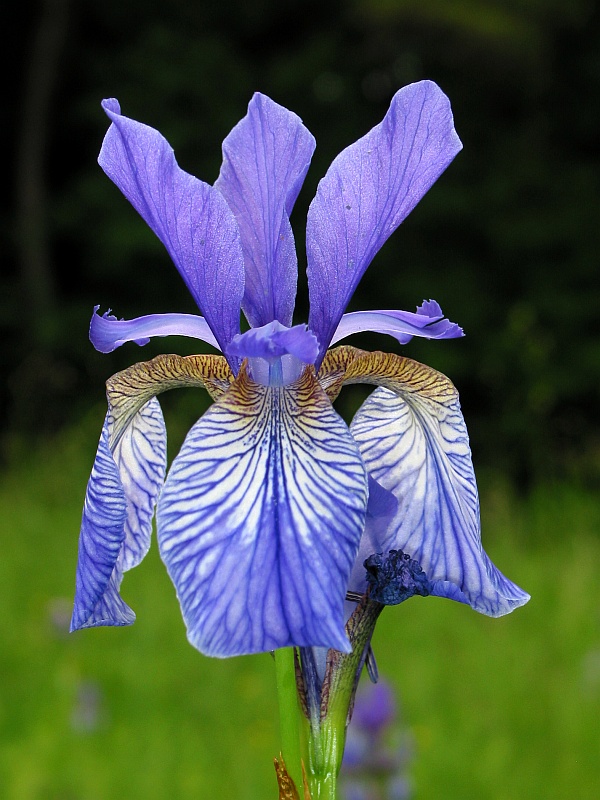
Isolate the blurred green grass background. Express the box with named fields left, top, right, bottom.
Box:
left=4, top=1, right=600, bottom=797
left=1, top=410, right=599, bottom=799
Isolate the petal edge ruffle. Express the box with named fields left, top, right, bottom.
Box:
left=330, top=303, right=464, bottom=347
left=90, top=308, right=220, bottom=353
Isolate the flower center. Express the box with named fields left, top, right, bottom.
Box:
left=227, top=320, right=319, bottom=386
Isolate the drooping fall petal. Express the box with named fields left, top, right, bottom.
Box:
left=345, top=351, right=529, bottom=616
left=157, top=365, right=368, bottom=656
left=71, top=352, right=235, bottom=631
left=70, top=398, right=166, bottom=630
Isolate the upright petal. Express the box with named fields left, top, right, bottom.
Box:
left=71, top=398, right=166, bottom=630
left=215, top=93, right=315, bottom=328
left=346, top=352, right=529, bottom=616
left=306, top=81, right=462, bottom=360
left=157, top=364, right=368, bottom=657
left=98, top=99, right=244, bottom=358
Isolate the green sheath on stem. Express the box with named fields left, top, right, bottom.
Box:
left=303, top=597, right=384, bottom=800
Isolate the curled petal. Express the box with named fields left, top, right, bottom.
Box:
left=429, top=580, right=470, bottom=605
left=98, top=99, right=244, bottom=359
left=215, top=93, right=315, bottom=328
left=227, top=320, right=319, bottom=386
left=106, top=352, right=234, bottom=447
left=90, top=307, right=220, bottom=353
left=307, top=81, right=462, bottom=361
left=70, top=420, right=129, bottom=630
left=112, top=400, right=167, bottom=572
left=330, top=302, right=464, bottom=347
left=316, top=345, right=368, bottom=402
left=345, top=351, right=529, bottom=617
left=227, top=321, right=318, bottom=364
left=157, top=364, right=368, bottom=656
left=71, top=399, right=166, bottom=630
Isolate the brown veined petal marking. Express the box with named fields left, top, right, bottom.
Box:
left=106, top=353, right=233, bottom=449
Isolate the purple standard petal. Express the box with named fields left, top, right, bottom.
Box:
left=215, top=93, right=315, bottom=328
left=98, top=99, right=244, bottom=357
left=330, top=301, right=464, bottom=348
left=90, top=307, right=220, bottom=354
left=306, top=81, right=462, bottom=360
left=350, top=385, right=530, bottom=617
left=157, top=366, right=368, bottom=657
left=71, top=399, right=166, bottom=630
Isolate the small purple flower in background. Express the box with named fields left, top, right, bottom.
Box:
left=341, top=680, right=413, bottom=800
left=70, top=80, right=529, bottom=663
left=47, top=597, right=73, bottom=638
left=71, top=680, right=105, bottom=733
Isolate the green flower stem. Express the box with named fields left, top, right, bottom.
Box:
left=274, top=647, right=303, bottom=794
left=303, top=718, right=342, bottom=800
left=304, top=597, right=384, bottom=800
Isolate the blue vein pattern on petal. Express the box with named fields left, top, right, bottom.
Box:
left=306, top=80, right=462, bottom=361
left=350, top=385, right=529, bottom=616
left=112, top=398, right=167, bottom=572
left=157, top=365, right=368, bottom=656
left=71, top=398, right=166, bottom=630
left=98, top=99, right=244, bottom=358
left=215, top=93, right=315, bottom=328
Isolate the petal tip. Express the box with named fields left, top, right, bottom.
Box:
left=69, top=606, right=136, bottom=632
left=101, top=97, right=121, bottom=117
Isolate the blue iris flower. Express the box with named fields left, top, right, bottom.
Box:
left=70, top=81, right=529, bottom=658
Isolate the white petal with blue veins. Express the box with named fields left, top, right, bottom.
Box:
left=350, top=383, right=529, bottom=616
left=157, top=365, right=368, bottom=656
left=70, top=398, right=166, bottom=630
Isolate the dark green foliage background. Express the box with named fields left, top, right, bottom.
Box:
left=3, top=0, right=600, bottom=483
left=3, top=4, right=600, bottom=798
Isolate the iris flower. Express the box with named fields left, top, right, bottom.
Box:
left=71, top=81, right=529, bottom=658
